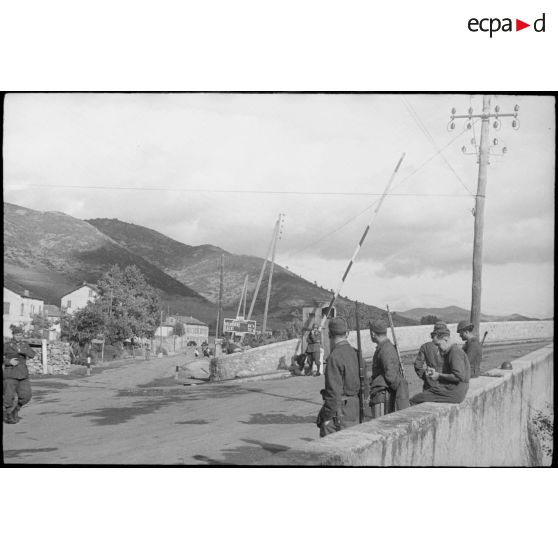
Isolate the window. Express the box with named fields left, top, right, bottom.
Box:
left=67, top=300, right=72, bottom=308
left=3, top=302, right=9, bottom=315
left=89, top=289, right=95, bottom=297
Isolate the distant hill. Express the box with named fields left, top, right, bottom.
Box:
left=88, top=218, right=418, bottom=330
left=395, top=305, right=539, bottom=324
left=3, top=203, right=214, bottom=322
left=3, top=202, right=417, bottom=331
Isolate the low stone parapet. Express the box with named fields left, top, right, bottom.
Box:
left=256, top=343, right=554, bottom=466
left=27, top=341, right=72, bottom=375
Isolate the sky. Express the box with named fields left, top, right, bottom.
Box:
left=3, top=93, right=555, bottom=318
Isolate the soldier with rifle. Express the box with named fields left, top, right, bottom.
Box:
left=368, top=317, right=409, bottom=418
left=457, top=319, right=483, bottom=378
left=316, top=317, right=360, bottom=437
left=3, top=326, right=36, bottom=424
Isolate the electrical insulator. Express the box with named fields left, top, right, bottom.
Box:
left=468, top=107, right=473, bottom=115
left=493, top=120, right=500, bottom=129
left=495, top=105, right=500, bottom=113
left=502, top=147, right=508, bottom=154
left=493, top=138, right=498, bottom=145
left=461, top=146, right=467, bottom=153
left=450, top=122, right=455, bottom=130
left=512, top=120, right=518, bottom=128
left=466, top=122, right=472, bottom=129
left=451, top=107, right=456, bottom=114
left=514, top=104, right=520, bottom=112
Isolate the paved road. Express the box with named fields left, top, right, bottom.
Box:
left=2, top=341, right=548, bottom=465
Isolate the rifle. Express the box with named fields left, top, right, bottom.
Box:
left=481, top=331, right=488, bottom=345
left=355, top=301, right=365, bottom=423
left=386, top=305, right=406, bottom=380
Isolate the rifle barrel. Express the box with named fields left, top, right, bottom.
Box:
left=355, top=301, right=365, bottom=423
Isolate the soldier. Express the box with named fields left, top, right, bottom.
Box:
left=3, top=326, right=36, bottom=424
left=305, top=323, right=322, bottom=376
left=369, top=319, right=409, bottom=418
left=316, top=317, right=360, bottom=437
left=410, top=323, right=470, bottom=405
left=457, top=319, right=483, bottom=378
left=414, top=322, right=444, bottom=391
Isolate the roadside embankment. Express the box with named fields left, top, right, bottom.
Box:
left=256, top=343, right=553, bottom=466
left=210, top=320, right=553, bottom=382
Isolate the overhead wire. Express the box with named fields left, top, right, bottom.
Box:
left=401, top=95, right=475, bottom=197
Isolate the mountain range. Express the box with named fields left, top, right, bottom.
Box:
left=3, top=202, right=418, bottom=331
left=394, top=305, right=539, bottom=324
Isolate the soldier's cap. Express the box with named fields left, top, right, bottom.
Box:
left=432, top=324, right=451, bottom=337
left=456, top=319, right=473, bottom=333
left=11, top=326, right=24, bottom=334
left=369, top=319, right=387, bottom=335
left=328, top=316, right=347, bottom=336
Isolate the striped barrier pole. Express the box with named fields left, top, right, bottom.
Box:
left=319, top=153, right=406, bottom=329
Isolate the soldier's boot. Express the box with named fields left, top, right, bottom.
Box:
left=6, top=410, right=17, bottom=424
left=3, top=408, right=8, bottom=423
left=12, top=406, right=21, bottom=423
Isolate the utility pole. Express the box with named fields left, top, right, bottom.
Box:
left=216, top=253, right=224, bottom=341
left=449, top=95, right=520, bottom=335
left=262, top=213, right=284, bottom=336
left=246, top=216, right=280, bottom=321
left=159, top=309, right=163, bottom=350
left=236, top=275, right=248, bottom=319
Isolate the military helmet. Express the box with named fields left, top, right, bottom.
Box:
left=500, top=361, right=513, bottom=370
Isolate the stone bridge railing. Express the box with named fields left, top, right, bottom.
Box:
left=210, top=320, right=553, bottom=382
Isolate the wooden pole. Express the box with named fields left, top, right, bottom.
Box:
left=247, top=217, right=280, bottom=321
left=216, top=253, right=224, bottom=340
left=262, top=215, right=281, bottom=336
left=470, top=95, right=491, bottom=336
left=237, top=275, right=248, bottom=318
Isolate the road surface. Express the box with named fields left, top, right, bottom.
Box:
left=2, top=340, right=549, bottom=465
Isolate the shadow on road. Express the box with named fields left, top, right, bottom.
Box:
left=239, top=413, right=316, bottom=425
left=192, top=438, right=291, bottom=465
left=4, top=447, right=58, bottom=459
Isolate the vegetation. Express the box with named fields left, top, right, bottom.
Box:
left=61, top=265, right=161, bottom=351
left=420, top=314, right=439, bottom=325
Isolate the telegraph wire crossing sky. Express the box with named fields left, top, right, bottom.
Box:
left=3, top=93, right=554, bottom=318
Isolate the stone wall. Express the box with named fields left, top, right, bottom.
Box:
left=257, top=343, right=554, bottom=466
left=27, top=341, right=72, bottom=375
left=210, top=320, right=553, bottom=382
left=210, top=339, right=299, bottom=381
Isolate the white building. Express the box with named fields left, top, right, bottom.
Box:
left=3, top=280, right=44, bottom=338
left=167, top=315, right=209, bottom=345
left=61, top=282, right=99, bottom=314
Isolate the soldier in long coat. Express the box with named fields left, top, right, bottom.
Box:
left=316, top=317, right=360, bottom=437
left=369, top=319, right=409, bottom=418
left=410, top=323, right=470, bottom=405
left=457, top=319, right=483, bottom=378
left=3, top=327, right=36, bottom=424
left=305, top=324, right=322, bottom=376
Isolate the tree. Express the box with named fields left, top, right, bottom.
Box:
left=420, top=315, right=439, bottom=325
left=96, top=264, right=161, bottom=344
left=31, top=313, right=51, bottom=338
left=173, top=322, right=185, bottom=337
left=67, top=303, right=106, bottom=346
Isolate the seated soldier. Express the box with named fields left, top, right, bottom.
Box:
left=414, top=322, right=444, bottom=391
left=410, top=323, right=470, bottom=405
left=457, top=319, right=483, bottom=378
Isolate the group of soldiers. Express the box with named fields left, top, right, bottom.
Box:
left=315, top=316, right=483, bottom=438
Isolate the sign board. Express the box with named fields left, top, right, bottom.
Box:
left=223, top=318, right=257, bottom=334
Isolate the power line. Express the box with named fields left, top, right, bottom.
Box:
left=401, top=96, right=475, bottom=197
left=4, top=184, right=474, bottom=197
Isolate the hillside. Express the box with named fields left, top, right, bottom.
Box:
left=395, top=305, right=538, bottom=324
left=88, top=218, right=417, bottom=329
left=3, top=203, right=214, bottom=321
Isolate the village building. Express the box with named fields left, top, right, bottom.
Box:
left=3, top=279, right=44, bottom=338
left=61, top=282, right=99, bottom=314
left=162, top=315, right=209, bottom=345
left=43, top=304, right=63, bottom=340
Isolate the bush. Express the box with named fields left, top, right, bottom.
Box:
left=156, top=346, right=168, bottom=356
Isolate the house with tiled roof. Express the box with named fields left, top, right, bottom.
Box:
left=166, top=315, right=209, bottom=345
left=3, top=279, right=44, bottom=337
left=60, top=282, right=99, bottom=314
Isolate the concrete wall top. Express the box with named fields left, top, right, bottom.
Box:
left=257, top=343, right=554, bottom=467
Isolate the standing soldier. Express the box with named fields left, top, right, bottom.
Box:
left=457, top=320, right=483, bottom=378
left=305, top=323, right=322, bottom=376
left=316, top=317, right=360, bottom=437
left=414, top=322, right=444, bottom=392
left=369, top=319, right=409, bottom=418
left=410, top=323, right=470, bottom=405
left=3, top=326, right=36, bottom=424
